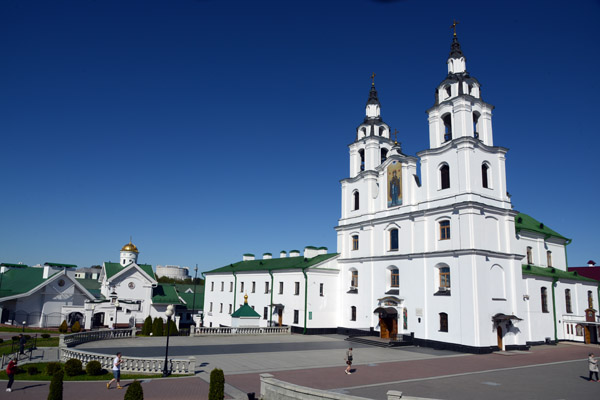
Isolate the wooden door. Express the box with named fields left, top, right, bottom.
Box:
left=585, top=327, right=591, bottom=344
left=380, top=318, right=389, bottom=339
left=278, top=309, right=283, bottom=326
left=390, top=319, right=398, bottom=340
left=497, top=326, right=503, bottom=350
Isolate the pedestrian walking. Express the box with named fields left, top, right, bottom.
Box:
left=107, top=352, right=123, bottom=389
left=6, top=357, right=17, bottom=392
left=589, top=353, right=599, bottom=382
left=345, top=347, right=353, bottom=374
left=18, top=334, right=26, bottom=355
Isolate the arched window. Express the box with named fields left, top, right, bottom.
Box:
left=379, top=126, right=386, bottom=136
left=440, top=164, right=450, bottom=189
left=481, top=163, right=489, bottom=188
left=439, top=312, right=448, bottom=332
left=359, top=149, right=365, bottom=171
left=353, top=191, right=359, bottom=211
left=565, top=289, right=572, bottom=313
left=490, top=265, right=505, bottom=300
left=526, top=247, right=533, bottom=265
left=588, top=291, right=594, bottom=309
left=389, top=228, right=399, bottom=251
left=351, top=306, right=357, bottom=321
left=381, top=148, right=388, bottom=163
left=439, top=220, right=451, bottom=240
left=547, top=251, right=552, bottom=267
left=391, top=268, right=399, bottom=288
left=473, top=112, right=480, bottom=138
left=439, top=267, right=450, bottom=290
left=443, top=114, right=452, bottom=142
left=350, top=270, right=358, bottom=288
left=541, top=287, right=548, bottom=313
left=352, top=235, right=359, bottom=251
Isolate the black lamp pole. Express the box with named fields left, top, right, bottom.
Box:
left=191, top=265, right=198, bottom=324
left=162, top=305, right=173, bottom=377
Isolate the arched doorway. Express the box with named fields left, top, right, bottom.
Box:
left=497, top=326, right=503, bottom=350
left=374, top=307, right=398, bottom=340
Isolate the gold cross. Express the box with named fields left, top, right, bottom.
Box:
left=371, top=72, right=376, bottom=86
left=392, top=128, right=399, bottom=143
left=451, top=20, right=459, bottom=37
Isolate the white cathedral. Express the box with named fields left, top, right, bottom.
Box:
left=204, top=32, right=599, bottom=352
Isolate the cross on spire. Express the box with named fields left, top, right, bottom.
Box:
left=451, top=20, right=459, bottom=37
left=371, top=72, right=376, bottom=86
left=392, top=128, right=399, bottom=144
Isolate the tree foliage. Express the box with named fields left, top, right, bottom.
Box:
left=152, top=317, right=164, bottom=336
left=70, top=321, right=81, bottom=333
left=58, top=320, right=68, bottom=333
left=208, top=368, right=225, bottom=400
left=47, top=370, right=64, bottom=400
left=141, top=315, right=153, bottom=335
left=124, top=380, right=144, bottom=400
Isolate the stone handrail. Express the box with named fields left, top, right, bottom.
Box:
left=195, top=326, right=291, bottom=335
left=60, top=348, right=195, bottom=375
left=61, top=328, right=136, bottom=348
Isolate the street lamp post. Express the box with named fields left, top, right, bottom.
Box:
left=191, top=265, right=198, bottom=327
left=114, top=300, right=119, bottom=329
left=162, top=304, right=174, bottom=377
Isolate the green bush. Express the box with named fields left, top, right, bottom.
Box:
left=166, top=319, right=178, bottom=336
left=45, top=362, right=62, bottom=376
left=64, top=359, right=83, bottom=376
left=27, top=366, right=39, bottom=375
left=24, top=334, right=31, bottom=340
left=47, top=370, right=63, bottom=400
left=152, top=317, right=164, bottom=336
left=141, top=316, right=152, bottom=336
left=124, top=380, right=144, bottom=400
left=15, top=367, right=25, bottom=374
left=208, top=368, right=225, bottom=400
left=70, top=321, right=81, bottom=333
left=85, top=360, right=103, bottom=376
left=58, top=320, right=68, bottom=333
left=0, top=338, right=3, bottom=343
left=41, top=333, right=51, bottom=339
left=12, top=336, right=19, bottom=341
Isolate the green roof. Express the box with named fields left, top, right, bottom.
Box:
left=152, top=284, right=183, bottom=305
left=104, top=262, right=156, bottom=281
left=45, top=262, right=78, bottom=268
left=515, top=213, right=568, bottom=241
left=522, top=264, right=597, bottom=283
left=205, top=253, right=338, bottom=274
left=75, top=278, right=103, bottom=299
left=0, top=267, right=57, bottom=299
left=179, top=291, right=204, bottom=310
left=231, top=303, right=260, bottom=318
left=0, top=263, right=28, bottom=268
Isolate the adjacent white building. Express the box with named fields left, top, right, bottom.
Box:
left=203, top=33, right=599, bottom=352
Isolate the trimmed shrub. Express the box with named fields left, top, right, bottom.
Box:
left=152, top=317, right=164, bottom=337
left=24, top=334, right=31, bottom=340
left=12, top=336, right=19, bottom=341
left=27, top=366, right=39, bottom=375
left=64, top=359, right=83, bottom=376
left=70, top=321, right=81, bottom=333
left=0, top=338, right=3, bottom=343
left=45, top=362, right=62, bottom=376
left=47, top=370, right=64, bottom=400
left=58, top=320, right=68, bottom=333
left=41, top=333, right=51, bottom=339
left=15, top=367, right=25, bottom=374
left=124, top=380, right=144, bottom=400
left=166, top=319, right=178, bottom=336
left=208, top=368, right=225, bottom=400
left=85, top=360, right=103, bottom=376
left=141, top=316, right=152, bottom=336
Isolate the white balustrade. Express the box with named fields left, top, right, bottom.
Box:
left=62, top=328, right=135, bottom=347
left=194, top=326, right=291, bottom=335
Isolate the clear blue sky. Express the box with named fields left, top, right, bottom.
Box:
left=1, top=0, right=599, bottom=272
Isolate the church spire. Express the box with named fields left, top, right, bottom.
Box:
left=447, top=21, right=467, bottom=74
left=365, top=72, right=381, bottom=119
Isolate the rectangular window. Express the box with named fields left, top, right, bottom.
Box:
left=293, top=310, right=299, bottom=324
left=265, top=282, right=269, bottom=294
left=352, top=235, right=359, bottom=250
left=279, top=282, right=284, bottom=294
left=211, top=282, right=214, bottom=291
left=527, top=247, right=533, bottom=265
left=440, top=313, right=448, bottom=332
left=547, top=251, right=552, bottom=267
left=541, top=287, right=548, bottom=313
left=351, top=270, right=358, bottom=287
left=439, top=267, right=450, bottom=289
left=565, top=289, right=572, bottom=314
left=240, top=282, right=244, bottom=293
left=229, top=282, right=233, bottom=292
left=221, top=282, right=224, bottom=292
left=320, top=283, right=324, bottom=296
left=295, top=282, right=300, bottom=295
left=228, top=304, right=232, bottom=314
left=219, top=303, right=223, bottom=313
left=351, top=306, right=356, bottom=321
left=263, top=307, right=268, bottom=319
left=252, top=282, right=256, bottom=293
left=390, top=229, right=399, bottom=251
left=209, top=302, right=213, bottom=312
left=391, top=269, right=399, bottom=288
left=439, top=220, right=450, bottom=240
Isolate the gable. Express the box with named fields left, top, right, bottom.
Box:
left=104, top=262, right=156, bottom=284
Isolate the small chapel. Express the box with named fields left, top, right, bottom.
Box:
left=202, top=30, right=599, bottom=352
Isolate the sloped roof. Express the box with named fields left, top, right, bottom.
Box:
left=0, top=267, right=57, bottom=299
left=104, top=262, right=156, bottom=281
left=205, top=253, right=338, bottom=274
left=231, top=303, right=260, bottom=318
left=45, top=262, right=78, bottom=268
left=75, top=278, right=103, bottom=299
left=0, top=263, right=28, bottom=268
left=522, top=264, right=597, bottom=283
left=515, top=213, right=568, bottom=241
left=152, top=284, right=183, bottom=305
left=179, top=291, right=204, bottom=310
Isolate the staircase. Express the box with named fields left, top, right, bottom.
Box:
left=345, top=335, right=413, bottom=348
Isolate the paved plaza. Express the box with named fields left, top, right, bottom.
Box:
left=2, top=334, right=600, bottom=399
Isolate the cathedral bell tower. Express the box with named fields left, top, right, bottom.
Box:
left=120, top=240, right=139, bottom=266
left=426, top=29, right=494, bottom=149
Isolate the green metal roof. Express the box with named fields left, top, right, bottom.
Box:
left=178, top=291, right=204, bottom=310
left=44, top=262, right=78, bottom=268
left=205, top=253, right=338, bottom=274
left=0, top=263, right=28, bottom=268
left=0, top=267, right=58, bottom=299
left=75, top=278, right=103, bottom=299
left=231, top=303, right=260, bottom=318
left=152, top=284, right=183, bottom=305
left=515, top=213, right=568, bottom=241
left=104, top=262, right=156, bottom=281
left=522, top=264, right=597, bottom=283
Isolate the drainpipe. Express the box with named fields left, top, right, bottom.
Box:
left=564, top=239, right=572, bottom=268
left=551, top=277, right=558, bottom=342
left=268, top=270, right=274, bottom=327
left=232, top=272, right=237, bottom=311
left=302, top=267, right=308, bottom=335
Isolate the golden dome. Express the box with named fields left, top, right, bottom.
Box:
left=121, top=241, right=139, bottom=253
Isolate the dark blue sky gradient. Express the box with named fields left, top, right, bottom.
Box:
left=1, top=0, right=599, bottom=271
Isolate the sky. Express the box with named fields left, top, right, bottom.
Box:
left=1, top=0, right=599, bottom=273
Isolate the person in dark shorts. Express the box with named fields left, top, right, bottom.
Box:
left=345, top=347, right=353, bottom=374
left=107, top=352, right=123, bottom=389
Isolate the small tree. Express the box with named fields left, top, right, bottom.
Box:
left=166, top=319, right=178, bottom=336
left=70, top=321, right=81, bottom=333
left=58, top=320, right=68, bottom=333
left=124, top=380, right=144, bottom=400
left=64, top=359, right=83, bottom=376
left=85, top=360, right=102, bottom=376
left=45, top=362, right=62, bottom=376
left=208, top=368, right=225, bottom=400
left=141, top=316, right=152, bottom=335
left=152, top=317, right=164, bottom=336
left=47, top=370, right=64, bottom=400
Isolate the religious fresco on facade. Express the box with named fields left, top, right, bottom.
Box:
left=387, top=161, right=402, bottom=207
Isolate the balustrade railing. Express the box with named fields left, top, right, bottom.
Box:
left=62, top=328, right=136, bottom=347
left=195, top=326, right=290, bottom=335
left=59, top=348, right=195, bottom=375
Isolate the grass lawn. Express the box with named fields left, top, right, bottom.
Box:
left=0, top=337, right=59, bottom=356
left=0, top=362, right=171, bottom=381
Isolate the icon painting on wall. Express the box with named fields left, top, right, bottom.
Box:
left=387, top=161, right=402, bottom=207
